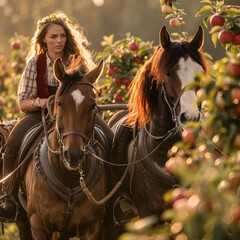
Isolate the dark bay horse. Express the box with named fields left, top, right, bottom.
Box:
left=13, top=58, right=110, bottom=239
left=105, top=26, right=209, bottom=238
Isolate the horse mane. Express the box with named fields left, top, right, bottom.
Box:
left=126, top=39, right=209, bottom=129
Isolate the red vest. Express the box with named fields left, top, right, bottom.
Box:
left=36, top=52, right=49, bottom=98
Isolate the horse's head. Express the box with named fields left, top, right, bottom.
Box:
left=158, top=26, right=207, bottom=131
left=127, top=26, right=208, bottom=132
left=53, top=58, right=104, bottom=170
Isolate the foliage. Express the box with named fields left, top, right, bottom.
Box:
left=195, top=0, right=240, bottom=48
left=0, top=33, right=29, bottom=121
left=96, top=33, right=155, bottom=120
left=120, top=1, right=240, bottom=240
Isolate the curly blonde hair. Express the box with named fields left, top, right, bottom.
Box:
left=27, top=12, right=95, bottom=72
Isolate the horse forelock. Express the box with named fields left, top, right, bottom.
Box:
left=54, top=70, right=83, bottom=114
left=56, top=70, right=82, bottom=97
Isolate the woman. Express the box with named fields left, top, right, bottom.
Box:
left=0, top=12, right=112, bottom=222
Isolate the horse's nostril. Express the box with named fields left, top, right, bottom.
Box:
left=64, top=150, right=70, bottom=161
left=64, top=150, right=85, bottom=163
left=180, top=113, right=188, bottom=124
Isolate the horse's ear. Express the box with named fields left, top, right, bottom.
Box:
left=159, top=26, right=171, bottom=49
left=190, top=26, right=204, bottom=50
left=86, top=59, right=104, bottom=84
left=53, top=58, right=66, bottom=83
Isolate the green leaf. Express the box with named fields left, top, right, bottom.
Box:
left=195, top=5, right=213, bottom=17
left=216, top=1, right=225, bottom=9
left=101, top=34, right=114, bottom=47
left=203, top=15, right=210, bottom=28
left=211, top=32, right=219, bottom=48
left=209, top=26, right=222, bottom=34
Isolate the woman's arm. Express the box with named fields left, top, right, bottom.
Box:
left=18, top=97, right=48, bottom=112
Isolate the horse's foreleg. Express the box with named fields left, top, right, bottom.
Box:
left=78, top=221, right=103, bottom=240
left=16, top=216, right=32, bottom=240
left=29, top=214, right=51, bottom=240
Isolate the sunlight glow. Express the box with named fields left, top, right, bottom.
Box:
left=92, top=0, right=104, bottom=7
left=0, top=0, right=7, bottom=7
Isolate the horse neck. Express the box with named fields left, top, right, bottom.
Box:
left=48, top=131, right=80, bottom=188
left=144, top=93, right=181, bottom=161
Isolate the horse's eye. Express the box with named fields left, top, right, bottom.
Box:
left=57, top=100, right=62, bottom=108
left=166, top=71, right=171, bottom=77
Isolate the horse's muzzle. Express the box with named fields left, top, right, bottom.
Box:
left=63, top=149, right=85, bottom=170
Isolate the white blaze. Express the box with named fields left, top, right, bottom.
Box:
left=71, top=89, right=85, bottom=111
left=177, top=57, right=203, bottom=120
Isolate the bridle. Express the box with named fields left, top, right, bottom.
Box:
left=42, top=82, right=99, bottom=169
left=160, top=82, right=185, bottom=134
left=137, top=83, right=190, bottom=162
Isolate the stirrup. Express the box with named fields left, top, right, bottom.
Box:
left=0, top=194, right=19, bottom=223
left=113, top=194, right=138, bottom=226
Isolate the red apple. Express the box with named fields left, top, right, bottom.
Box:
left=114, top=93, right=123, bottom=102
left=218, top=30, right=233, bottom=44
left=231, top=88, right=240, bottom=101
left=165, top=157, right=188, bottom=174
left=135, top=56, right=142, bottom=64
left=121, top=77, right=131, bottom=86
left=0, top=96, right=5, bottom=106
left=172, top=188, right=189, bottom=203
left=226, top=61, right=240, bottom=77
left=11, top=40, right=21, bottom=49
left=210, top=14, right=225, bottom=27
left=232, top=34, right=240, bottom=45
left=129, top=41, right=138, bottom=51
left=165, top=158, right=175, bottom=174
left=122, top=53, right=130, bottom=59
left=169, top=18, right=180, bottom=27
left=182, top=127, right=196, bottom=144
left=114, top=78, right=122, bottom=85
left=107, top=64, right=117, bottom=77
left=228, top=171, right=240, bottom=192
left=114, top=49, right=122, bottom=56
left=161, top=4, right=173, bottom=14
left=229, top=203, right=240, bottom=225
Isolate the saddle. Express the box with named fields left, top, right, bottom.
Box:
left=110, top=117, right=139, bottom=225
left=111, top=116, right=133, bottom=164
left=137, top=129, right=177, bottom=187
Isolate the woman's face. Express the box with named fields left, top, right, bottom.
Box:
left=43, top=24, right=67, bottom=56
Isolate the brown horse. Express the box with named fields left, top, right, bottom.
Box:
left=104, top=26, right=209, bottom=238
left=12, top=58, right=110, bottom=240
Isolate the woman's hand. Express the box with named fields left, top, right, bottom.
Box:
left=36, top=97, right=48, bottom=109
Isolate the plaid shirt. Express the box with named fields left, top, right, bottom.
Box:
left=18, top=53, right=59, bottom=100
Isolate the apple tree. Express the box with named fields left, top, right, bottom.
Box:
left=96, top=33, right=155, bottom=120
left=0, top=34, right=29, bottom=121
